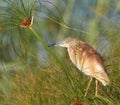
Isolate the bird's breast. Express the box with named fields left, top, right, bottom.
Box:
left=67, top=46, right=95, bottom=76
left=67, top=47, right=85, bottom=70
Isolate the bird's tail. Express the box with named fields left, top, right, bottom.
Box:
left=95, top=73, right=110, bottom=86
left=99, top=77, right=110, bottom=86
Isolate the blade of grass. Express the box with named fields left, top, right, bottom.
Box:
left=29, top=26, right=83, bottom=95
left=96, top=95, right=114, bottom=105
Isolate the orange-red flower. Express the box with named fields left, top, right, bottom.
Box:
left=20, top=16, right=34, bottom=28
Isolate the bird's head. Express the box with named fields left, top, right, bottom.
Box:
left=48, top=37, right=79, bottom=48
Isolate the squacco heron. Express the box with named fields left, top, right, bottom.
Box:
left=49, top=37, right=110, bottom=97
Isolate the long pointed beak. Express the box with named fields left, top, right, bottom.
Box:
left=48, top=43, right=56, bottom=47
left=48, top=42, right=61, bottom=47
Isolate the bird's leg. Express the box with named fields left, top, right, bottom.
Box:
left=95, top=79, right=98, bottom=96
left=84, top=77, right=93, bottom=97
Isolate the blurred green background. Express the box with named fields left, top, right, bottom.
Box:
left=0, top=0, right=120, bottom=105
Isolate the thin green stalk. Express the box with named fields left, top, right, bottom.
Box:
left=29, top=26, right=83, bottom=95
left=29, top=26, right=63, bottom=66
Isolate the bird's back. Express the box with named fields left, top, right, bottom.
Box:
left=67, top=41, right=110, bottom=86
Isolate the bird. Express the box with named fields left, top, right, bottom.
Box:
left=48, top=37, right=110, bottom=97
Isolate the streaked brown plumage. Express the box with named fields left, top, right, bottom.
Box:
left=49, top=37, right=110, bottom=96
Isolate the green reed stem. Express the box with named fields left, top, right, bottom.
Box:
left=29, top=26, right=83, bottom=95
left=29, top=26, right=64, bottom=67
